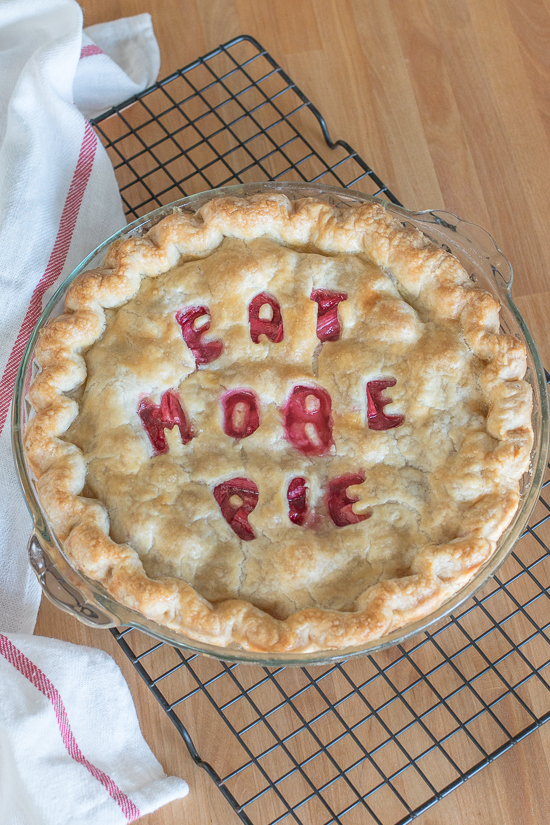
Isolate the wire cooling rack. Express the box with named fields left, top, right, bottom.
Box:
left=91, top=35, right=550, bottom=825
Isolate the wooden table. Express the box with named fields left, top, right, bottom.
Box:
left=36, top=1, right=550, bottom=822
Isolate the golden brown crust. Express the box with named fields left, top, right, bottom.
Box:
left=24, top=194, right=534, bottom=653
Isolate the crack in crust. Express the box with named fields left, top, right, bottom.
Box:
left=25, top=194, right=534, bottom=653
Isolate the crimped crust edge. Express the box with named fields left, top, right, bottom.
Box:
left=24, top=195, right=534, bottom=653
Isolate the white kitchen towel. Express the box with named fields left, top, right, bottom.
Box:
left=75, top=15, right=160, bottom=119
left=0, top=0, right=159, bottom=635
left=0, top=633, right=189, bottom=824
left=0, top=4, right=189, bottom=822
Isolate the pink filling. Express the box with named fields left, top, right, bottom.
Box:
left=287, top=477, right=308, bottom=525
left=366, top=379, right=404, bottom=430
left=175, top=306, right=223, bottom=365
left=249, top=293, right=284, bottom=343
left=311, top=289, right=347, bottom=342
left=138, top=390, right=193, bottom=454
left=222, top=390, right=260, bottom=439
left=213, top=477, right=259, bottom=541
left=283, top=385, right=333, bottom=456
left=327, top=474, right=369, bottom=527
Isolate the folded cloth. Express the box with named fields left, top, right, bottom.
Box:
left=0, top=0, right=159, bottom=635
left=0, top=633, right=189, bottom=824
left=75, top=15, right=160, bottom=119
left=0, top=3, right=189, bottom=821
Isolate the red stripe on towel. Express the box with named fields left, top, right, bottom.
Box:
left=80, top=44, right=104, bottom=58
left=0, top=634, right=141, bottom=821
left=0, top=120, right=97, bottom=436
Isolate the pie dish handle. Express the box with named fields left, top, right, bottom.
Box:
left=405, top=207, right=515, bottom=298
left=28, top=531, right=118, bottom=628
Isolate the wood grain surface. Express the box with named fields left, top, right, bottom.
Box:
left=34, top=1, right=550, bottom=823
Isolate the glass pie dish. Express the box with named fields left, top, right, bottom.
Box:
left=12, top=181, right=550, bottom=666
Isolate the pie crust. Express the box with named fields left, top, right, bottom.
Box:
left=24, top=194, right=534, bottom=653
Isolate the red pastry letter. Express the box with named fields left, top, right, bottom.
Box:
left=138, top=390, right=193, bottom=454
left=366, top=379, right=404, bottom=430
left=222, top=390, right=260, bottom=439
left=213, top=478, right=259, bottom=541
left=283, top=385, right=333, bottom=456
left=176, top=306, right=223, bottom=365
left=311, top=289, right=347, bottom=342
left=287, top=477, right=308, bottom=525
left=327, top=474, right=370, bottom=527
left=249, top=293, right=284, bottom=343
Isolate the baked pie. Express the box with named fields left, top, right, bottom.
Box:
left=24, top=193, right=534, bottom=653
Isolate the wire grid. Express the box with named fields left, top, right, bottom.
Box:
left=92, top=35, right=550, bottom=825
left=91, top=35, right=395, bottom=218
